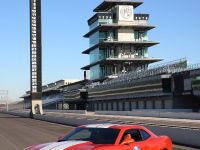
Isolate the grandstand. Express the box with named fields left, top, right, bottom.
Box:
left=21, top=58, right=200, bottom=112
left=22, top=79, right=80, bottom=109
left=61, top=80, right=89, bottom=110
left=86, top=58, right=200, bottom=111
left=88, top=58, right=188, bottom=90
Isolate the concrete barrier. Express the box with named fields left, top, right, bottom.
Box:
left=146, top=124, right=200, bottom=148
left=44, top=109, right=87, bottom=114
left=160, top=112, right=200, bottom=120
left=95, top=110, right=200, bottom=120
left=5, top=109, right=200, bottom=120
left=3, top=110, right=30, bottom=118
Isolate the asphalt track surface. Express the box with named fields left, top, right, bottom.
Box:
left=0, top=113, right=73, bottom=150
left=45, top=111, right=200, bottom=129
left=0, top=113, right=197, bottom=150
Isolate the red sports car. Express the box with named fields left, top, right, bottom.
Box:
left=25, top=124, right=172, bottom=150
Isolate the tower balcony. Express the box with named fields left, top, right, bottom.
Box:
left=83, top=39, right=159, bottom=54
left=85, top=23, right=155, bottom=38
left=82, top=56, right=162, bottom=80
left=81, top=57, right=162, bottom=70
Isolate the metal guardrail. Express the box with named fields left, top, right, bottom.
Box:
left=148, top=58, right=187, bottom=69
left=100, top=38, right=150, bottom=43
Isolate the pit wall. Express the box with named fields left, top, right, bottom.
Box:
left=95, top=109, right=200, bottom=120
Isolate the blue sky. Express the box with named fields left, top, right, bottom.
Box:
left=0, top=0, right=200, bottom=101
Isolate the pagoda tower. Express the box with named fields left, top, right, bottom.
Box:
left=82, top=0, right=162, bottom=81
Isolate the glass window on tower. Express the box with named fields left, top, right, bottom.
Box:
left=141, top=32, right=148, bottom=41
left=90, top=48, right=99, bottom=64
left=89, top=18, right=113, bottom=31
left=89, top=32, right=99, bottom=47
left=90, top=65, right=100, bottom=80
left=134, top=31, right=148, bottom=41
left=99, top=32, right=107, bottom=42
left=100, top=66, right=115, bottom=78
left=99, top=18, right=113, bottom=25
left=90, top=48, right=105, bottom=64
left=99, top=49, right=105, bottom=60
left=134, top=47, right=148, bottom=58
left=89, top=20, right=99, bottom=31
left=144, top=48, right=148, bottom=58
left=99, top=31, right=114, bottom=42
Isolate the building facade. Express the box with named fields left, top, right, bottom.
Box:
left=82, top=0, right=162, bottom=81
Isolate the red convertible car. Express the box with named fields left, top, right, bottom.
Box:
left=25, top=124, right=172, bottom=150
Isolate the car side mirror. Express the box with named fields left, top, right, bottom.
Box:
left=121, top=134, right=135, bottom=145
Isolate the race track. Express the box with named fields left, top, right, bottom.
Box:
left=0, top=113, right=196, bottom=150
left=0, top=113, right=73, bottom=150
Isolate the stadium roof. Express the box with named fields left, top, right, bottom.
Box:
left=94, top=0, right=144, bottom=12
left=59, top=79, right=89, bottom=89
left=20, top=93, right=31, bottom=98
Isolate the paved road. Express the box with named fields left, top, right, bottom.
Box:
left=46, top=111, right=200, bottom=129
left=0, top=113, right=73, bottom=150
left=0, top=113, right=197, bottom=150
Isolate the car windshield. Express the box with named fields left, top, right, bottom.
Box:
left=62, top=127, right=120, bottom=144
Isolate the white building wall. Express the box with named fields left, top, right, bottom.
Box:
left=118, top=28, right=134, bottom=41
left=133, top=20, right=148, bottom=25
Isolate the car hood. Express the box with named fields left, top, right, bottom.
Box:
left=25, top=141, right=113, bottom=150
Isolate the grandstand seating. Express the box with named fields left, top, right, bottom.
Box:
left=88, top=58, right=200, bottom=92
